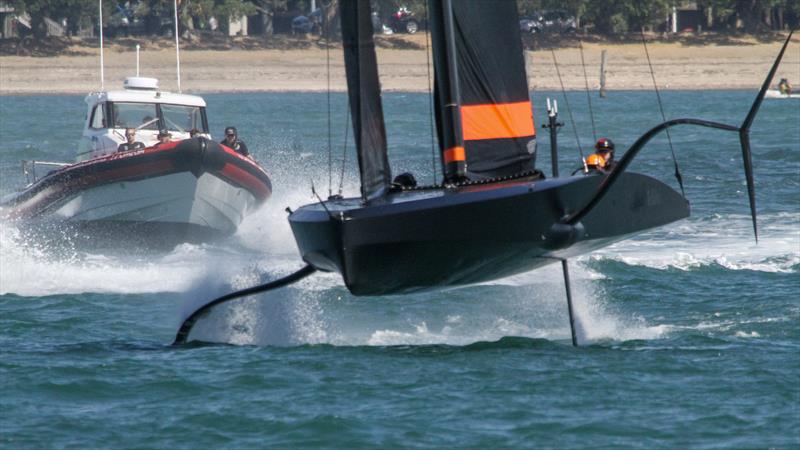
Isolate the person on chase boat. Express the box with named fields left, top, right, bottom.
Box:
left=221, top=126, right=249, bottom=157
left=154, top=129, right=172, bottom=147
left=117, top=128, right=145, bottom=152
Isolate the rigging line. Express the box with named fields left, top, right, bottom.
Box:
left=551, top=49, right=585, bottom=160
left=579, top=40, right=597, bottom=142
left=424, top=1, right=437, bottom=185
left=640, top=29, right=685, bottom=198
left=326, top=10, right=333, bottom=196
left=337, top=103, right=350, bottom=196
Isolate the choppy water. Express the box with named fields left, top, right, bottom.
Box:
left=1, top=89, right=798, bottom=448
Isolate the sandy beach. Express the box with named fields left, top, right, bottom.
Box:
left=1, top=34, right=798, bottom=94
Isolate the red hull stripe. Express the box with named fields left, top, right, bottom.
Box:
left=461, top=101, right=535, bottom=141
left=220, top=163, right=271, bottom=199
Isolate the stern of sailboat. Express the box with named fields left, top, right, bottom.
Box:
left=289, top=172, right=688, bottom=296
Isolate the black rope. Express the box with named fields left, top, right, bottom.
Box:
left=641, top=30, right=685, bottom=198
left=337, top=103, right=350, bottom=196
left=579, top=40, right=597, bottom=142
left=424, top=1, right=437, bottom=185
left=551, top=49, right=585, bottom=160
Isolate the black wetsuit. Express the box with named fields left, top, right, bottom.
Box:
left=118, top=141, right=145, bottom=152
left=221, top=138, right=249, bottom=156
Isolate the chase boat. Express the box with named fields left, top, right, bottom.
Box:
left=0, top=77, right=272, bottom=246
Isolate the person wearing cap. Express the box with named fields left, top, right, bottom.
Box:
left=118, top=128, right=145, bottom=152
left=220, top=126, right=249, bottom=157
left=154, top=129, right=172, bottom=147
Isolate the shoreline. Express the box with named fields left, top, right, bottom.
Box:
left=1, top=38, right=798, bottom=95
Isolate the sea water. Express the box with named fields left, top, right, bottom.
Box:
left=1, top=90, right=798, bottom=448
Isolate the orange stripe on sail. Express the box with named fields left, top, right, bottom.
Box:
left=461, top=101, right=535, bottom=141
left=443, top=146, right=466, bottom=164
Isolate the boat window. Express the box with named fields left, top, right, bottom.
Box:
left=90, top=104, right=106, bottom=129
left=161, top=104, right=205, bottom=133
left=112, top=103, right=159, bottom=130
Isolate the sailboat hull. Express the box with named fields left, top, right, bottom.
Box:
left=289, top=172, right=689, bottom=296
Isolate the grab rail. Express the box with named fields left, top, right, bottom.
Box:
left=22, top=160, right=71, bottom=185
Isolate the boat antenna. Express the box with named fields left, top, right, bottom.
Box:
left=98, top=0, right=104, bottom=90
left=641, top=29, right=684, bottom=197
left=551, top=49, right=585, bottom=161
left=136, top=44, right=140, bottom=76
left=424, top=0, right=438, bottom=185
left=579, top=40, right=597, bottom=141
left=174, top=0, right=181, bottom=93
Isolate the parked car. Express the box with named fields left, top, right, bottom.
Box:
left=386, top=7, right=419, bottom=34
left=519, top=10, right=577, bottom=34
left=103, top=2, right=175, bottom=37
left=291, top=9, right=322, bottom=35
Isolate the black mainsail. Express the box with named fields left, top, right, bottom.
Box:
left=430, top=0, right=536, bottom=181
left=341, top=0, right=391, bottom=200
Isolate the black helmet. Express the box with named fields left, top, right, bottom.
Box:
left=595, top=137, right=615, bottom=152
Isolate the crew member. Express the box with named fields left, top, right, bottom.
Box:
left=593, top=137, right=616, bottom=171
left=221, top=126, right=249, bottom=157
left=155, top=129, right=172, bottom=146
left=778, top=78, right=792, bottom=96
left=118, top=128, right=145, bottom=152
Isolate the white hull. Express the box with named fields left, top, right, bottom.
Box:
left=51, top=171, right=258, bottom=235
left=765, top=89, right=800, bottom=99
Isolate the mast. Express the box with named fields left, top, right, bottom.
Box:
left=429, top=0, right=466, bottom=182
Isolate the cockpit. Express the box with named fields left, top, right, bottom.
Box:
left=79, top=78, right=210, bottom=161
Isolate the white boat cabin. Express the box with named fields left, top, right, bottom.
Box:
left=80, top=77, right=210, bottom=161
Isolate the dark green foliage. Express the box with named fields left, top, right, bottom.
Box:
left=7, top=0, right=798, bottom=41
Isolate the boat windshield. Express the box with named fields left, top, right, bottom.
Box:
left=109, top=102, right=206, bottom=132
left=112, top=103, right=159, bottom=130
left=161, top=104, right=204, bottom=133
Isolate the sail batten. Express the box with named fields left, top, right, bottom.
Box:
left=341, top=0, right=391, bottom=200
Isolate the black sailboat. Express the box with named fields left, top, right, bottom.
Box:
left=174, top=0, right=794, bottom=345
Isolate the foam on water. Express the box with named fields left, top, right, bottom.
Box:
left=591, top=213, right=799, bottom=273
left=0, top=222, right=207, bottom=296
left=184, top=260, right=670, bottom=347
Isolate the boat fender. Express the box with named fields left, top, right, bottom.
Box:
left=199, top=138, right=229, bottom=173
left=543, top=221, right=586, bottom=250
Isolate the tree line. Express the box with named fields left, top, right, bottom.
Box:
left=9, top=0, right=799, bottom=41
